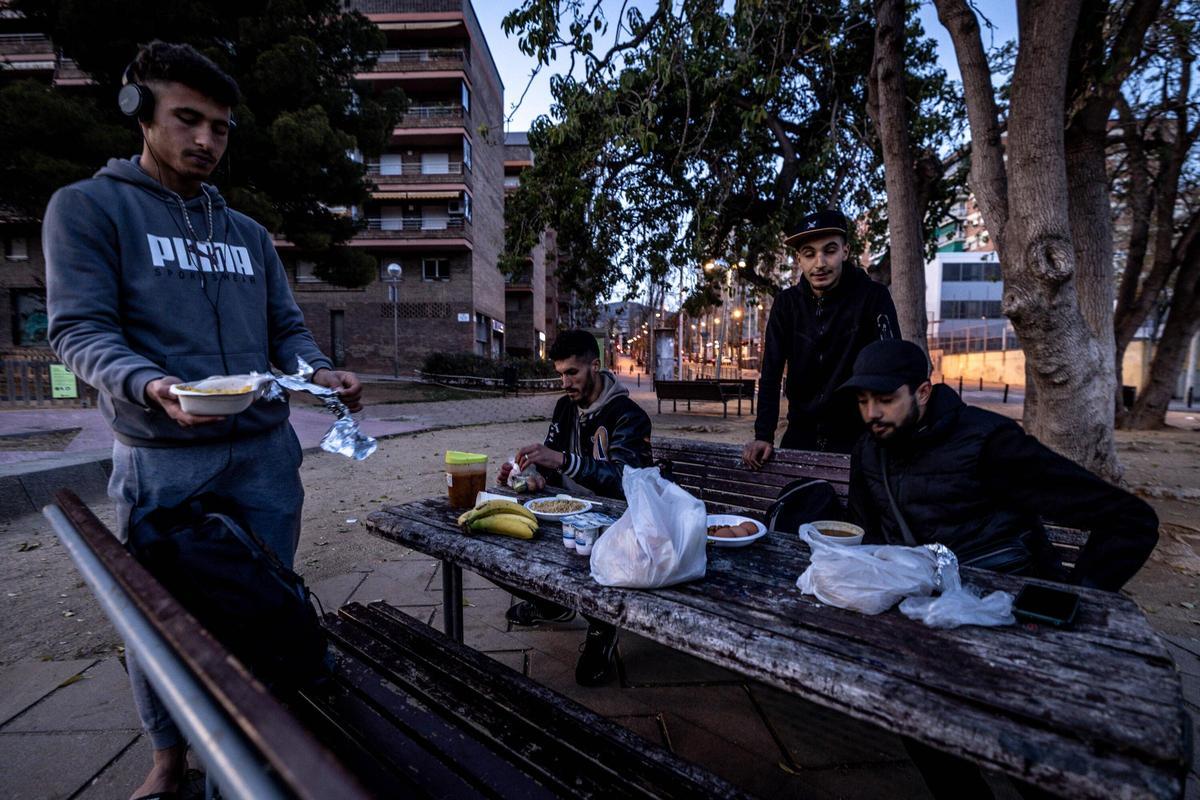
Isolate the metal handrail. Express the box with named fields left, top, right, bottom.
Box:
left=44, top=504, right=290, bottom=800
left=372, top=48, right=465, bottom=63
left=364, top=217, right=466, bottom=231
left=365, top=161, right=464, bottom=175
left=0, top=33, right=51, bottom=43
left=402, top=104, right=463, bottom=119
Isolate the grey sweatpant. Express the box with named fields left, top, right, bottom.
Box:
left=109, top=422, right=305, bottom=750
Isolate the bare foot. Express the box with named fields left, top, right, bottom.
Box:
left=128, top=744, right=186, bottom=799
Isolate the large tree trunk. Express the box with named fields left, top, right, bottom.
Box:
left=868, top=0, right=928, bottom=351
left=1064, top=128, right=1117, bottom=432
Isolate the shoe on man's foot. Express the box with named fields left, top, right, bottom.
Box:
left=505, top=600, right=575, bottom=627
left=575, top=624, right=618, bottom=687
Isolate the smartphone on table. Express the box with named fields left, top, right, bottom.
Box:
left=1013, top=584, right=1081, bottom=627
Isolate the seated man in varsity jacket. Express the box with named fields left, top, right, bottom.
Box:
left=496, top=329, right=652, bottom=686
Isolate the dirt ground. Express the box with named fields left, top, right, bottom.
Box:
left=1, top=398, right=1197, bottom=666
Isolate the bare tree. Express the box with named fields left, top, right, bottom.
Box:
left=933, top=0, right=1160, bottom=481
left=867, top=0, right=929, bottom=351
left=1110, top=9, right=1200, bottom=427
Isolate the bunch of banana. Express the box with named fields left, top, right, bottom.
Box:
left=456, top=500, right=538, bottom=540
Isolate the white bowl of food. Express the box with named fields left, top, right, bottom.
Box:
left=523, top=495, right=594, bottom=520
left=169, top=374, right=271, bottom=416
left=799, top=520, right=865, bottom=546
left=706, top=514, right=768, bottom=548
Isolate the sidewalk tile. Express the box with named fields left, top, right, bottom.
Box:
left=308, top=572, right=369, bottom=611
left=0, top=659, right=96, bottom=727
left=0, top=730, right=140, bottom=800
left=73, top=733, right=150, bottom=800
left=485, top=650, right=528, bottom=675
left=749, top=684, right=908, bottom=768
left=631, top=685, right=780, bottom=758
left=348, top=560, right=439, bottom=606
left=618, top=631, right=740, bottom=686
left=658, top=710, right=798, bottom=797
left=4, top=658, right=139, bottom=733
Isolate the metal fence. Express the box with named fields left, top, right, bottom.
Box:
left=0, top=355, right=94, bottom=407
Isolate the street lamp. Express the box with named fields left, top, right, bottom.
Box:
left=385, top=262, right=402, bottom=378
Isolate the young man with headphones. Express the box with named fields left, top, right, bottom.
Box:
left=44, top=41, right=361, bottom=800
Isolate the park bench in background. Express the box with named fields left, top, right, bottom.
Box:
left=650, top=437, right=1091, bottom=568
left=44, top=490, right=745, bottom=800
left=653, top=379, right=754, bottom=417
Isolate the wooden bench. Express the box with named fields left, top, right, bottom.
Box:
left=45, top=490, right=745, bottom=800
left=653, top=379, right=754, bottom=417
left=650, top=437, right=1090, bottom=568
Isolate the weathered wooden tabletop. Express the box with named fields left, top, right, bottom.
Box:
left=366, top=496, right=1190, bottom=800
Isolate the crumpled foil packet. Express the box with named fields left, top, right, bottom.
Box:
left=261, top=357, right=377, bottom=460
left=923, top=543, right=959, bottom=593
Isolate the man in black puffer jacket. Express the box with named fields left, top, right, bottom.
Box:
left=496, top=330, right=652, bottom=686
left=842, top=339, right=1159, bottom=800
left=843, top=339, right=1158, bottom=591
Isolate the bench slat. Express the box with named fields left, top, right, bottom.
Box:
left=324, top=603, right=746, bottom=799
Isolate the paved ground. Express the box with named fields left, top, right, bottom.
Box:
left=1, top=367, right=1197, bottom=799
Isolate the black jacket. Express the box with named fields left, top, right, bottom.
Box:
left=849, top=384, right=1159, bottom=591
left=755, top=266, right=899, bottom=453
left=542, top=372, right=652, bottom=500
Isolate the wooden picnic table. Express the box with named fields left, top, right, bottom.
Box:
left=366, top=493, right=1191, bottom=800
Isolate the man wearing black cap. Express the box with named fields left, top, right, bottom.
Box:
left=842, top=339, right=1158, bottom=591
left=743, top=209, right=899, bottom=467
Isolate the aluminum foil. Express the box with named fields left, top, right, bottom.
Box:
left=923, top=543, right=961, bottom=593
left=261, top=357, right=377, bottom=460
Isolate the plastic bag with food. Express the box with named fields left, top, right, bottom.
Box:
left=898, top=549, right=1014, bottom=628
left=795, top=529, right=942, bottom=615
left=589, top=466, right=707, bottom=588
left=506, top=454, right=538, bottom=492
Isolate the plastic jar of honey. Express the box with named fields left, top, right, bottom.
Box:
left=445, top=451, right=488, bottom=508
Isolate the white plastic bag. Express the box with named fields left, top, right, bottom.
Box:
left=796, top=529, right=940, bottom=614
left=898, top=558, right=1014, bottom=629
left=589, top=466, right=707, bottom=588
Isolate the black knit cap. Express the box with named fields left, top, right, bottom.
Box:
left=838, top=339, right=930, bottom=394
left=785, top=209, right=848, bottom=246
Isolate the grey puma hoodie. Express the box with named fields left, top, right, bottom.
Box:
left=45, top=156, right=332, bottom=446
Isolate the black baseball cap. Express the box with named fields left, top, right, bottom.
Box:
left=838, top=339, right=931, bottom=394
left=785, top=209, right=848, bottom=246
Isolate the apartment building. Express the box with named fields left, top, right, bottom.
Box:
left=280, top=0, right=510, bottom=371
left=0, top=22, right=90, bottom=351
left=501, top=131, right=551, bottom=358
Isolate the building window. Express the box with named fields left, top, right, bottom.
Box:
left=462, top=136, right=472, bottom=171
left=942, top=261, right=1001, bottom=282
left=462, top=192, right=472, bottom=222
left=475, top=312, right=489, bottom=356
left=421, top=152, right=450, bottom=175
left=12, top=290, right=48, bottom=346
left=422, top=258, right=450, bottom=281
left=940, top=299, right=1004, bottom=319
left=295, top=260, right=322, bottom=283
left=461, top=81, right=471, bottom=114
left=5, top=237, right=29, bottom=261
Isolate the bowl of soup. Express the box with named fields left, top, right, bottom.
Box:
left=799, top=520, right=865, bottom=547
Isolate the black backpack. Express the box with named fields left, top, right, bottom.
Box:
left=765, top=479, right=845, bottom=534
left=128, top=494, right=329, bottom=693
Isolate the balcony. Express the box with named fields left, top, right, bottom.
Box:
left=349, top=0, right=463, bottom=12
left=397, top=103, right=464, bottom=128
left=358, top=216, right=470, bottom=240
left=0, top=33, right=52, bottom=56
left=366, top=161, right=469, bottom=187
left=366, top=48, right=466, bottom=73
